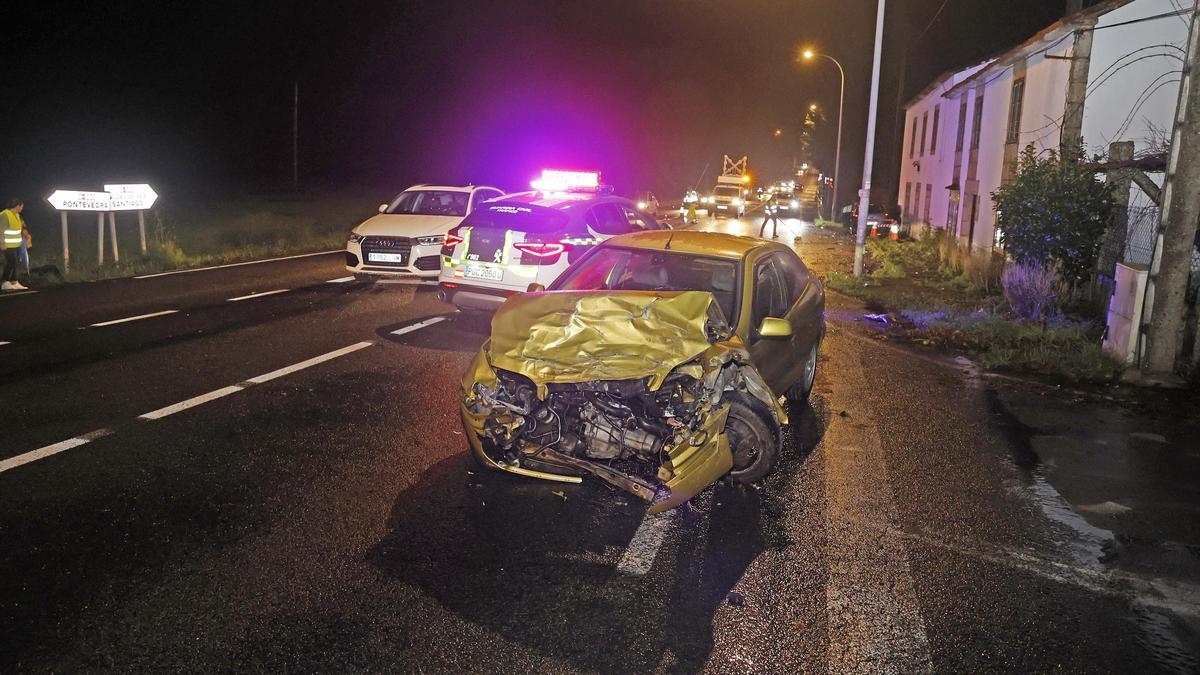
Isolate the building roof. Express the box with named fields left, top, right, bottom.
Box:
left=904, top=0, right=1135, bottom=109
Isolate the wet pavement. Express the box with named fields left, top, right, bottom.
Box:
left=1, top=217, right=1197, bottom=672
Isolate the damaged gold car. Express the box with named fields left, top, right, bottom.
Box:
left=459, top=231, right=824, bottom=512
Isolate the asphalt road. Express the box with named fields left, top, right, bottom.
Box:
left=1, top=221, right=1197, bottom=673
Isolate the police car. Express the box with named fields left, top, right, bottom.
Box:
left=438, top=170, right=664, bottom=311
left=346, top=184, right=504, bottom=283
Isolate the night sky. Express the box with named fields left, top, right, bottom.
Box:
left=3, top=0, right=1076, bottom=206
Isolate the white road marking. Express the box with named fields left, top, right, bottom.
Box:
left=390, top=316, right=448, bottom=336
left=226, top=288, right=289, bottom=302
left=133, top=250, right=340, bottom=279
left=0, top=341, right=9, bottom=347
left=326, top=276, right=355, bottom=283
left=0, top=429, right=113, bottom=474
left=244, top=341, right=374, bottom=385
left=0, top=289, right=37, bottom=298
left=616, top=509, right=676, bottom=576
left=3, top=341, right=378, bottom=475
left=90, top=309, right=179, bottom=327
left=138, top=385, right=245, bottom=420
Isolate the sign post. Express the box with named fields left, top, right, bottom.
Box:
left=47, top=190, right=114, bottom=268
left=107, top=211, right=120, bottom=263
left=105, top=184, right=158, bottom=255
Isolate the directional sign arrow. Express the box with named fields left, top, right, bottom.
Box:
left=47, top=190, right=112, bottom=212
left=104, top=183, right=158, bottom=211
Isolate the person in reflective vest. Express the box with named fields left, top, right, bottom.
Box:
left=2, top=199, right=29, bottom=291
left=759, top=194, right=781, bottom=239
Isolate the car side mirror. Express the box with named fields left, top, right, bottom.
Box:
left=757, top=317, right=793, bottom=338
left=526, top=282, right=546, bottom=293
left=378, top=203, right=388, bottom=213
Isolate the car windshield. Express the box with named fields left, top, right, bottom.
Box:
left=387, top=190, right=469, bottom=217
left=552, top=247, right=740, bottom=325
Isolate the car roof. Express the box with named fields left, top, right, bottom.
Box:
left=404, top=184, right=501, bottom=193
left=600, top=230, right=770, bottom=259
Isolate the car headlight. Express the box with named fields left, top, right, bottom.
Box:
left=890, top=224, right=900, bottom=233
left=348, top=232, right=365, bottom=243
left=790, top=200, right=799, bottom=208
left=417, top=235, right=444, bottom=246
left=637, top=201, right=647, bottom=210
left=732, top=198, right=742, bottom=206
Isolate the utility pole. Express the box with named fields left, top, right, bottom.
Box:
left=292, top=80, right=299, bottom=191
left=1060, top=17, right=1096, bottom=158
left=1142, top=0, right=1200, bottom=376
left=855, top=0, right=886, bottom=277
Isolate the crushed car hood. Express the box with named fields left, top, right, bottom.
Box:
left=488, top=290, right=721, bottom=397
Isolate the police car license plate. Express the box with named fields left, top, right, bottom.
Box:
left=367, top=252, right=406, bottom=263
left=464, top=264, right=503, bottom=281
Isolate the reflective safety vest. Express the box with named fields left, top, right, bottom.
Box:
left=2, top=210, right=22, bottom=249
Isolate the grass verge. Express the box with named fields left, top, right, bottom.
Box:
left=824, top=236, right=1122, bottom=383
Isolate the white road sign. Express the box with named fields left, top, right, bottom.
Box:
left=104, top=184, right=158, bottom=210
left=47, top=190, right=112, bottom=211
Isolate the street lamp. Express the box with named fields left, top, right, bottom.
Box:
left=800, top=48, right=844, bottom=223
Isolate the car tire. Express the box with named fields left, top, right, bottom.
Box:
left=725, top=395, right=780, bottom=485
left=786, top=343, right=819, bottom=404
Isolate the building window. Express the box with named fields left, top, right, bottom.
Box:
left=1006, top=78, right=1025, bottom=144
left=920, top=111, right=928, bottom=157
left=955, top=98, right=968, bottom=152
left=931, top=105, right=940, bottom=154
left=914, top=183, right=922, bottom=223
left=904, top=182, right=912, bottom=221
left=909, top=116, right=918, bottom=159
left=924, top=183, right=933, bottom=222
left=970, top=94, right=984, bottom=150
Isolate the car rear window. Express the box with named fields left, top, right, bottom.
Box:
left=552, top=247, right=740, bottom=325
left=460, top=203, right=569, bottom=232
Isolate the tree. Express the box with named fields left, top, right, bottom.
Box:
left=992, top=144, right=1115, bottom=285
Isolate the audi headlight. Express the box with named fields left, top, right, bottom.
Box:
left=417, top=235, right=444, bottom=246
left=348, top=232, right=365, bottom=243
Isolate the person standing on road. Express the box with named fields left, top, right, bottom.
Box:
left=759, top=195, right=781, bottom=239
left=2, top=199, right=29, bottom=291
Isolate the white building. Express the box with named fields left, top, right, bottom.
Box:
left=897, top=0, right=1188, bottom=252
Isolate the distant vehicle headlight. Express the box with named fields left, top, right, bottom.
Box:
left=790, top=200, right=799, bottom=208
left=637, top=201, right=647, bottom=210
left=417, top=235, right=444, bottom=246
left=348, top=232, right=365, bottom=243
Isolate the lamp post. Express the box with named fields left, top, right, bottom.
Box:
left=801, top=48, right=844, bottom=223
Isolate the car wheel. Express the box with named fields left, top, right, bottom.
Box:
left=725, top=396, right=779, bottom=484
left=787, top=343, right=819, bottom=403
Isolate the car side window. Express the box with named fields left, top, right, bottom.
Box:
left=587, top=203, right=633, bottom=235
left=751, top=258, right=787, bottom=333
left=619, top=206, right=652, bottom=231
left=774, top=252, right=811, bottom=306
left=469, top=190, right=494, bottom=213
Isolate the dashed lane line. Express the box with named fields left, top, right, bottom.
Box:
left=616, top=509, right=676, bottom=576
left=133, top=250, right=340, bottom=279
left=390, top=315, right=448, bottom=336
left=0, top=340, right=382, bottom=475
left=0, top=341, right=9, bottom=347
left=90, top=310, right=179, bottom=327
left=226, top=288, right=290, bottom=302
left=0, top=429, right=114, bottom=474
left=326, top=276, right=355, bottom=283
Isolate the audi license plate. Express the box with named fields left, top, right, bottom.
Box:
left=367, top=252, right=406, bottom=263
left=464, top=264, right=503, bottom=281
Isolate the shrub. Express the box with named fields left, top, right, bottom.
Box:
left=1002, top=262, right=1064, bottom=322
left=992, top=144, right=1114, bottom=285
